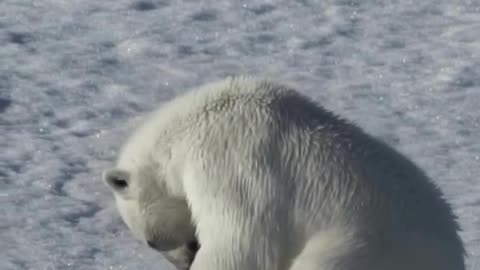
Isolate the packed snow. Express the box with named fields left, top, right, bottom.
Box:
left=1, top=0, right=479, bottom=269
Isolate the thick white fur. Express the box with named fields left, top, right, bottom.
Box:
left=104, top=76, right=465, bottom=270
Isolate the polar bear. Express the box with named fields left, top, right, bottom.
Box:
left=103, top=76, right=465, bottom=270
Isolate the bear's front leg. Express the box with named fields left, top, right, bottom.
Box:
left=186, top=200, right=294, bottom=270
left=189, top=239, right=259, bottom=270
left=190, top=225, right=285, bottom=270
left=182, top=157, right=293, bottom=270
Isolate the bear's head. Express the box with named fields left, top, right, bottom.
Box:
left=103, top=167, right=199, bottom=269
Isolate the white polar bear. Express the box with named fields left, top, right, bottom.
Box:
left=103, top=76, right=465, bottom=270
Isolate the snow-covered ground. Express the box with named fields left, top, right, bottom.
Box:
left=1, top=0, right=479, bottom=269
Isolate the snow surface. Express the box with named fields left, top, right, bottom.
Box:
left=1, top=0, right=479, bottom=269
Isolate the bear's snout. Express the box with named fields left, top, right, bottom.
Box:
left=147, top=240, right=157, bottom=250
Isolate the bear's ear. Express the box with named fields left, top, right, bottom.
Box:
left=103, top=168, right=130, bottom=192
